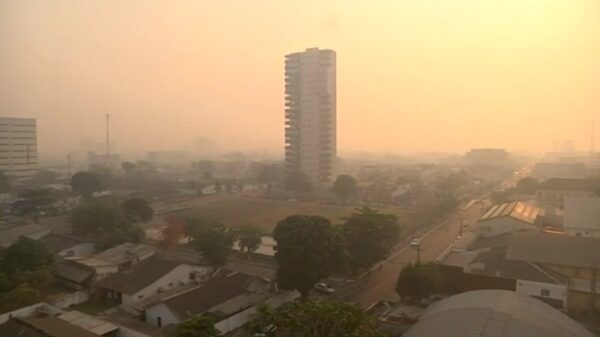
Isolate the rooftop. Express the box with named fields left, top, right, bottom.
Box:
left=19, top=316, right=101, bottom=337
left=564, top=196, right=600, bottom=232
left=479, top=201, right=539, bottom=224
left=403, top=290, right=595, bottom=337
left=94, top=243, right=155, bottom=265
left=39, top=234, right=89, bottom=253
left=537, top=178, right=600, bottom=191
left=162, top=270, right=266, bottom=320
left=506, top=232, right=600, bottom=268
left=99, top=256, right=181, bottom=295
left=57, top=311, right=118, bottom=336
left=0, top=223, right=51, bottom=248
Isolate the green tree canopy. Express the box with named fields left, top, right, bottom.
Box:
left=189, top=218, right=237, bottom=269
left=340, top=206, right=401, bottom=273
left=168, top=315, right=219, bottom=337
left=70, top=171, right=103, bottom=196
left=70, top=200, right=144, bottom=248
left=121, top=197, right=154, bottom=223
left=246, top=301, right=385, bottom=337
left=332, top=174, right=358, bottom=201
left=273, top=215, right=347, bottom=300
left=0, top=237, right=55, bottom=275
left=237, top=225, right=262, bottom=254
left=396, top=262, right=440, bottom=303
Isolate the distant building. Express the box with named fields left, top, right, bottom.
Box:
left=464, top=148, right=510, bottom=168
left=535, top=178, right=600, bottom=208
left=471, top=202, right=540, bottom=238
left=402, top=290, right=595, bottom=337
left=285, top=47, right=336, bottom=185
left=0, top=117, right=37, bottom=182
left=531, top=162, right=588, bottom=181
left=87, top=151, right=121, bottom=169
left=146, top=151, right=189, bottom=165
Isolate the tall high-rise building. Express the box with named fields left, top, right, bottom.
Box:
left=284, top=47, right=336, bottom=185
left=0, top=117, right=37, bottom=182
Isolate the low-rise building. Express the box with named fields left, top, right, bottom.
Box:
left=563, top=196, right=600, bottom=238
left=38, top=234, right=95, bottom=258
left=69, top=243, right=156, bottom=280
left=506, top=232, right=600, bottom=314
left=470, top=202, right=540, bottom=238
left=531, top=162, right=588, bottom=181
left=536, top=178, right=600, bottom=208
left=98, top=256, right=210, bottom=308
left=143, top=270, right=297, bottom=334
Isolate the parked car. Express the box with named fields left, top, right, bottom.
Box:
left=410, top=238, right=420, bottom=247
left=315, top=282, right=335, bottom=295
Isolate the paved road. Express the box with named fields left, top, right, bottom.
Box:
left=351, top=202, right=484, bottom=307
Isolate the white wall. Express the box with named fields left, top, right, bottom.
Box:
left=51, top=290, right=90, bottom=309
left=0, top=303, right=63, bottom=324
left=516, top=279, right=567, bottom=307
left=145, top=303, right=180, bottom=328
left=59, top=243, right=96, bottom=258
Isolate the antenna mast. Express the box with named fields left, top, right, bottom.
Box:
left=106, top=114, right=110, bottom=167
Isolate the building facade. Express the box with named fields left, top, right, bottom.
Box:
left=0, top=117, right=37, bottom=182
left=285, top=48, right=336, bottom=185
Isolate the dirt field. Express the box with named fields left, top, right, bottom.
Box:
left=171, top=196, right=407, bottom=234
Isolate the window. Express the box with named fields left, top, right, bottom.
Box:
left=540, top=289, right=550, bottom=297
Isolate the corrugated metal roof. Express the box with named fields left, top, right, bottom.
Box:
left=403, top=290, right=595, bottom=337
left=480, top=202, right=539, bottom=224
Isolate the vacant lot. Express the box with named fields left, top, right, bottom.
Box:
left=172, top=196, right=408, bottom=233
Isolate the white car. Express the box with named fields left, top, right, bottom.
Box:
left=410, top=238, right=420, bottom=247
left=315, top=282, right=335, bottom=295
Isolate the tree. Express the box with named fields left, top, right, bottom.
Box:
left=237, top=225, right=262, bottom=254
left=160, top=216, right=187, bottom=249
left=396, top=263, right=440, bottom=303
left=169, top=315, right=219, bottom=337
left=332, top=174, right=358, bottom=201
left=246, top=301, right=385, bottom=337
left=71, top=200, right=144, bottom=248
left=284, top=171, right=312, bottom=192
left=0, top=285, right=40, bottom=313
left=273, top=215, right=347, bottom=300
left=70, top=171, right=103, bottom=197
left=121, top=161, right=136, bottom=177
left=340, top=207, right=401, bottom=273
left=0, top=237, right=55, bottom=287
left=190, top=219, right=237, bottom=269
left=121, top=197, right=154, bottom=223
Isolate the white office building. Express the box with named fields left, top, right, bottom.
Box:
left=0, top=117, right=37, bottom=182
left=285, top=47, right=336, bottom=185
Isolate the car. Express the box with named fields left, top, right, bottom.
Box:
left=410, top=238, right=420, bottom=247
left=315, top=282, right=335, bottom=294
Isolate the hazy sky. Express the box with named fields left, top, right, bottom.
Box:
left=1, top=1, right=600, bottom=156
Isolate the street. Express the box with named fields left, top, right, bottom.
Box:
left=350, top=202, right=484, bottom=307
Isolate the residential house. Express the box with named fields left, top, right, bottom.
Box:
left=143, top=270, right=297, bottom=334
left=38, top=233, right=95, bottom=258
left=506, top=232, right=600, bottom=313
left=563, top=196, right=600, bottom=238
left=439, top=233, right=568, bottom=309
left=536, top=178, right=600, bottom=208
left=55, top=260, right=96, bottom=289
left=0, top=223, right=51, bottom=248
left=98, top=256, right=210, bottom=308
left=57, top=311, right=118, bottom=337
left=0, top=317, right=102, bottom=337
left=470, top=202, right=540, bottom=238
left=69, top=243, right=155, bottom=280
left=402, top=290, right=595, bottom=337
